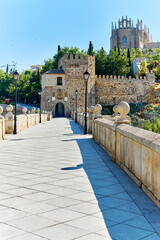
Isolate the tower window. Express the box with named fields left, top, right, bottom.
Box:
left=57, top=77, right=62, bottom=85
left=123, top=36, right=128, bottom=44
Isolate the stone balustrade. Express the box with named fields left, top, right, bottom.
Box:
left=74, top=101, right=160, bottom=208
left=0, top=105, right=51, bottom=137
left=92, top=103, right=160, bottom=209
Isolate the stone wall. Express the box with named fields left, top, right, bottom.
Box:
left=59, top=54, right=96, bottom=112
left=93, top=118, right=160, bottom=208
left=41, top=54, right=96, bottom=116
left=95, top=73, right=155, bottom=105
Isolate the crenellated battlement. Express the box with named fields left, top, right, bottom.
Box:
left=96, top=75, right=147, bottom=80
left=95, top=72, right=155, bottom=106
left=58, top=54, right=95, bottom=69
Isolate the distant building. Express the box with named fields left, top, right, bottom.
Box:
left=30, top=65, right=42, bottom=73
left=110, top=16, right=160, bottom=51
left=131, top=57, right=147, bottom=77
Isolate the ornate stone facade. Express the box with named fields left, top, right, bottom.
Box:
left=41, top=54, right=155, bottom=116
left=110, top=16, right=153, bottom=50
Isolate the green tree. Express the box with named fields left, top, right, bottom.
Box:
left=131, top=48, right=136, bottom=59
left=95, top=48, right=107, bottom=75
left=58, top=45, right=61, bottom=52
left=41, top=46, right=86, bottom=73
left=105, top=48, right=130, bottom=76
left=87, top=41, right=94, bottom=56
left=136, top=48, right=143, bottom=57
left=6, top=64, right=9, bottom=74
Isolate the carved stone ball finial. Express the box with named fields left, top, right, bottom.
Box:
left=5, top=105, right=13, bottom=120
left=89, top=106, right=95, bottom=114
left=115, top=101, right=131, bottom=125
left=117, top=101, right=130, bottom=118
left=94, top=104, right=102, bottom=114
left=6, top=104, right=13, bottom=113
left=37, top=108, right=40, bottom=113
left=32, top=107, right=35, bottom=113
left=22, top=107, right=27, bottom=114
left=113, top=105, right=119, bottom=115
left=0, top=106, right=3, bottom=115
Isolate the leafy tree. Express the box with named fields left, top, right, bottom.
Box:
left=136, top=48, right=143, bottom=57
left=95, top=48, right=107, bottom=75
left=41, top=46, right=86, bottom=73
left=105, top=49, right=130, bottom=76
left=131, top=48, right=136, bottom=59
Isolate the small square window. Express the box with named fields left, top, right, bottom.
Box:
left=57, top=77, right=62, bottom=85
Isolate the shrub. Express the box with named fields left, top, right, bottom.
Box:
left=142, top=117, right=160, bottom=134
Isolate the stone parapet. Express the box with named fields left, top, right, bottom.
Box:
left=93, top=118, right=160, bottom=208
left=4, top=113, right=49, bottom=135
left=95, top=73, right=155, bottom=105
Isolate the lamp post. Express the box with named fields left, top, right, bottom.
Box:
left=75, top=90, right=78, bottom=123
left=38, top=92, right=42, bottom=123
left=48, top=99, right=50, bottom=111
left=13, top=70, right=19, bottom=134
left=72, top=98, right=75, bottom=120
left=84, top=70, right=90, bottom=134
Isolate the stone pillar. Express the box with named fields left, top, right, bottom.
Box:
left=0, top=106, right=5, bottom=139
left=5, top=105, right=14, bottom=134
left=92, top=104, right=102, bottom=136
left=93, top=104, right=102, bottom=120
left=88, top=106, right=94, bottom=133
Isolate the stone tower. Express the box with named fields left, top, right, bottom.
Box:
left=41, top=54, right=95, bottom=117
left=110, top=16, right=152, bottom=50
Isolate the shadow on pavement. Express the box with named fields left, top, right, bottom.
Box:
left=61, top=119, right=160, bottom=240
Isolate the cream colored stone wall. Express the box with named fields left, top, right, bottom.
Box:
left=93, top=118, right=160, bottom=208
left=0, top=120, right=2, bottom=141
left=95, top=73, right=155, bottom=105
left=5, top=114, right=49, bottom=134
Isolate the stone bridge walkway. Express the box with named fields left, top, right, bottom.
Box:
left=0, top=118, right=160, bottom=240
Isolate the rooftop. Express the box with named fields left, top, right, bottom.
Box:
left=44, top=69, right=65, bottom=74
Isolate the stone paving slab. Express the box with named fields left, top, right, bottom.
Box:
left=0, top=118, right=160, bottom=240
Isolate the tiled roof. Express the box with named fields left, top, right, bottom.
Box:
left=44, top=69, right=65, bottom=74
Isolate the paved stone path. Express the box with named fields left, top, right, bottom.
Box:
left=0, top=118, right=160, bottom=240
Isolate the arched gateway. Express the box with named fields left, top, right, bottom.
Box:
left=55, top=103, right=65, bottom=117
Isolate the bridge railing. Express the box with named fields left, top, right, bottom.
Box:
left=0, top=105, right=52, bottom=138
left=73, top=102, right=160, bottom=209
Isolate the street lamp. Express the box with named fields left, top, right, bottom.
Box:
left=84, top=70, right=90, bottom=134
left=72, top=98, right=75, bottom=120
left=13, top=70, right=19, bottom=134
left=75, top=90, right=78, bottom=123
left=38, top=92, right=42, bottom=123
left=48, top=99, right=50, bottom=111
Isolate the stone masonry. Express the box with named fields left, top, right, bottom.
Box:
left=95, top=73, right=155, bottom=106
left=41, top=54, right=155, bottom=116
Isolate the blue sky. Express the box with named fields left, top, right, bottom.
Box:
left=0, top=0, right=160, bottom=72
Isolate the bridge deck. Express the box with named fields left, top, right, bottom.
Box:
left=0, top=118, right=160, bottom=240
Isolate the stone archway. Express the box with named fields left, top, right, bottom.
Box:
left=55, top=103, right=65, bottom=117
